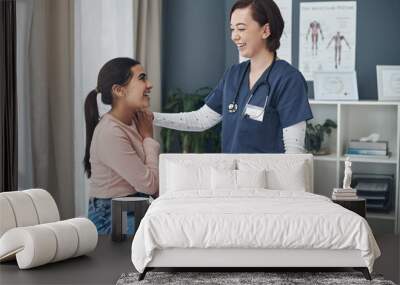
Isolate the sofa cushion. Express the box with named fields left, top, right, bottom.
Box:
left=0, top=191, right=39, bottom=228
left=0, top=189, right=60, bottom=238
left=0, top=218, right=97, bottom=269
left=0, top=196, right=17, bottom=237
left=24, top=189, right=60, bottom=223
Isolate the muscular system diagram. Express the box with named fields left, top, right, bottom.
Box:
left=306, top=20, right=324, bottom=56
left=327, top=31, right=351, bottom=69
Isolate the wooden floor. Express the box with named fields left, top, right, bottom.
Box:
left=0, top=235, right=399, bottom=285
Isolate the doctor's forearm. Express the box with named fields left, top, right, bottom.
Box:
left=283, top=121, right=306, bottom=154
left=153, top=105, right=222, bottom=132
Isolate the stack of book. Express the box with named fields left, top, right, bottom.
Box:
left=346, top=140, right=388, bottom=159
left=332, top=188, right=358, bottom=200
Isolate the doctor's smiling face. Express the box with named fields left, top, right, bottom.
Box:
left=230, top=6, right=271, bottom=58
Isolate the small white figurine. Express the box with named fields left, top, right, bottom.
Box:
left=343, top=157, right=352, bottom=189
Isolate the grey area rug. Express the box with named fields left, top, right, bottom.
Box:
left=116, top=271, right=396, bottom=285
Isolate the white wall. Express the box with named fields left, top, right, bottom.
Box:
left=74, top=0, right=135, bottom=216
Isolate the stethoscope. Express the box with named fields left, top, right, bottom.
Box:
left=228, top=57, right=276, bottom=116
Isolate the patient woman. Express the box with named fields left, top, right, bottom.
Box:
left=83, top=57, right=159, bottom=235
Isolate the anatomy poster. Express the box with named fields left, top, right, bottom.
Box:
left=240, top=0, right=292, bottom=63
left=299, top=1, right=356, bottom=81
left=275, top=0, right=292, bottom=63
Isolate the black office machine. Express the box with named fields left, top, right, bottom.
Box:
left=351, top=174, right=394, bottom=212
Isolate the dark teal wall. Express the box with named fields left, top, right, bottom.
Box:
left=224, top=0, right=238, bottom=68
left=163, top=0, right=400, bottom=100
left=162, top=0, right=226, bottom=98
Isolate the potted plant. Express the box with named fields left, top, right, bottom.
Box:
left=305, top=119, right=337, bottom=155
left=161, top=87, right=220, bottom=153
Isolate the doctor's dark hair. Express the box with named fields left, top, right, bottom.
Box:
left=230, top=0, right=284, bottom=54
left=83, top=57, right=140, bottom=178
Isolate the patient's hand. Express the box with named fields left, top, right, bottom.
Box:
left=134, top=111, right=154, bottom=139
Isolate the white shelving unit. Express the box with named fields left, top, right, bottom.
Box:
left=309, top=100, right=400, bottom=234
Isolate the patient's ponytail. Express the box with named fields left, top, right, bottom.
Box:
left=83, top=57, right=140, bottom=178
left=84, top=89, right=100, bottom=178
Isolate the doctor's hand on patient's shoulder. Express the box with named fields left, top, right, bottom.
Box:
left=134, top=111, right=154, bottom=139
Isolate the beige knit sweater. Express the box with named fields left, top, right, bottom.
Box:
left=89, top=113, right=159, bottom=198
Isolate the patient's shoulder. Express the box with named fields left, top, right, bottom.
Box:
left=95, top=114, right=135, bottom=145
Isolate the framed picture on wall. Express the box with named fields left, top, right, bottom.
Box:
left=313, top=71, right=359, bottom=101
left=377, top=65, right=400, bottom=101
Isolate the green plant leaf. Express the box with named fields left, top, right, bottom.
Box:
left=160, top=87, right=221, bottom=153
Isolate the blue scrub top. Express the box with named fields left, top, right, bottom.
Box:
left=205, top=59, right=313, bottom=153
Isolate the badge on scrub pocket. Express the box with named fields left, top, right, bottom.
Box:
left=243, top=104, right=265, bottom=122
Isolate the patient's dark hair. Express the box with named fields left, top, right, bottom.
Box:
left=230, top=0, right=284, bottom=54
left=84, top=57, right=140, bottom=178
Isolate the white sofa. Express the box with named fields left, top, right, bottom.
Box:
left=0, top=189, right=98, bottom=269
left=131, top=154, right=380, bottom=281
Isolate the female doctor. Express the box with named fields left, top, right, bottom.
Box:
left=154, top=0, right=313, bottom=153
